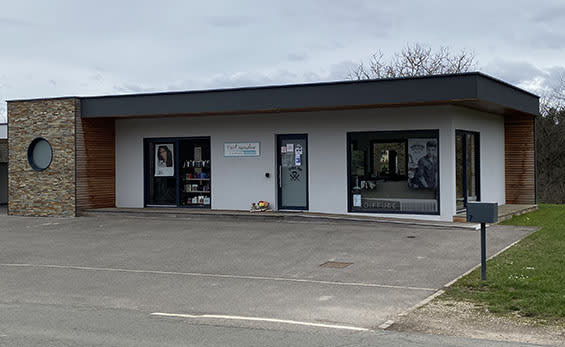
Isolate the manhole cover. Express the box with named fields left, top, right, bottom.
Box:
left=320, top=261, right=353, bottom=268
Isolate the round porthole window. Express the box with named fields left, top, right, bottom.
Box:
left=27, top=138, right=53, bottom=171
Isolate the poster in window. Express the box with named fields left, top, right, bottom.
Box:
left=353, top=194, right=362, bottom=207
left=295, top=154, right=301, bottom=166
left=155, top=143, right=174, bottom=177
left=286, top=144, right=294, bottom=152
left=408, top=138, right=437, bottom=189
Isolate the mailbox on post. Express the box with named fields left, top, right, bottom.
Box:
left=466, top=202, right=499, bottom=281
left=467, top=202, right=498, bottom=223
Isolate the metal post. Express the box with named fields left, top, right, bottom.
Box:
left=481, top=222, right=486, bottom=280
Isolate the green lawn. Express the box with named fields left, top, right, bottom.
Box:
left=443, top=204, right=565, bottom=323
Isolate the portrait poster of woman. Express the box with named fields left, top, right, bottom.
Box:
left=155, top=144, right=174, bottom=177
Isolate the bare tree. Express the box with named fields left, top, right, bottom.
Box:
left=541, top=74, right=565, bottom=114
left=537, top=75, right=565, bottom=203
left=0, top=107, right=6, bottom=124
left=348, top=43, right=477, bottom=80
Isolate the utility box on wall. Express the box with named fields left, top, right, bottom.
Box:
left=467, top=202, right=498, bottom=223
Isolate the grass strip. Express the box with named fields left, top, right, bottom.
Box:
left=443, top=204, right=565, bottom=323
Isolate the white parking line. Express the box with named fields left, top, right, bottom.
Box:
left=150, top=312, right=371, bottom=332
left=377, top=320, right=395, bottom=329
left=0, top=263, right=436, bottom=292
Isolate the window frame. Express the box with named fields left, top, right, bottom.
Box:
left=347, top=130, right=440, bottom=215
left=27, top=137, right=53, bottom=171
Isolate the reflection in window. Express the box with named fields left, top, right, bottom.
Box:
left=372, top=142, right=406, bottom=178
left=349, top=131, right=439, bottom=214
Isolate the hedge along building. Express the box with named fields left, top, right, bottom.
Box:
left=7, top=73, right=538, bottom=220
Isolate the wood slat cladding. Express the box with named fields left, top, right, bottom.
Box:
left=505, top=114, right=536, bottom=204
left=75, top=113, right=115, bottom=211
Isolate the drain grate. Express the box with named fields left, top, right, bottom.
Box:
left=320, top=261, right=353, bottom=269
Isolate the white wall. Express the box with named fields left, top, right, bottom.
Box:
left=115, top=105, right=504, bottom=221
left=451, top=107, right=506, bottom=212
left=0, top=124, right=7, bottom=139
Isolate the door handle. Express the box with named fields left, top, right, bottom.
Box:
left=278, top=165, right=282, bottom=188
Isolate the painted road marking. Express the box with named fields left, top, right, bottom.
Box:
left=377, top=320, right=395, bottom=329
left=150, top=312, right=371, bottom=332
left=0, top=263, right=436, bottom=292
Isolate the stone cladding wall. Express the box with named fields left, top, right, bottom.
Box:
left=8, top=98, right=78, bottom=216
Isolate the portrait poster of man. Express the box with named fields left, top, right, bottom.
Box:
left=408, top=138, right=438, bottom=189
left=155, top=143, right=174, bottom=177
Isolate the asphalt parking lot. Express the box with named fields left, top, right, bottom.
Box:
left=0, top=210, right=535, bottom=333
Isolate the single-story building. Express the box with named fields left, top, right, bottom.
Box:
left=6, top=72, right=538, bottom=220
left=0, top=123, right=7, bottom=205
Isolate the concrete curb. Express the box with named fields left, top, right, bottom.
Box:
left=83, top=209, right=480, bottom=230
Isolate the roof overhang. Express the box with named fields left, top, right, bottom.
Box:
left=11, top=73, right=541, bottom=118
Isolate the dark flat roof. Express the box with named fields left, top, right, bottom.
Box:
left=10, top=72, right=541, bottom=118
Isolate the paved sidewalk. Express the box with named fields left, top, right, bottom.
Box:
left=86, top=206, right=480, bottom=229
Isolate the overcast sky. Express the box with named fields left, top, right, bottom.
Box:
left=1, top=0, right=564, bottom=122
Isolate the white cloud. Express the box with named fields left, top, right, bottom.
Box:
left=482, top=60, right=546, bottom=86
left=481, top=59, right=565, bottom=97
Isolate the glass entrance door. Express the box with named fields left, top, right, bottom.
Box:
left=277, top=134, right=308, bottom=210
left=146, top=140, right=177, bottom=206
left=456, top=131, right=480, bottom=211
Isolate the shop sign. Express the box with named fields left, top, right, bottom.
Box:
left=224, top=142, right=261, bottom=157
left=362, top=199, right=401, bottom=211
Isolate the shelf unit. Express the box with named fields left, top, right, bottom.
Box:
left=180, top=160, right=211, bottom=207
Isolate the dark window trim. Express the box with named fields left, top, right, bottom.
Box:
left=455, top=130, right=481, bottom=212
left=143, top=136, right=211, bottom=208
left=347, top=130, right=440, bottom=215
left=276, top=133, right=309, bottom=211
left=27, top=137, right=53, bottom=172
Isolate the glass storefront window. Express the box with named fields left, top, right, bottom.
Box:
left=348, top=130, right=439, bottom=214
left=145, top=137, right=211, bottom=208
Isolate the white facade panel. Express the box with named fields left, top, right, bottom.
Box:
left=115, top=105, right=505, bottom=221
left=451, top=107, right=506, bottom=211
